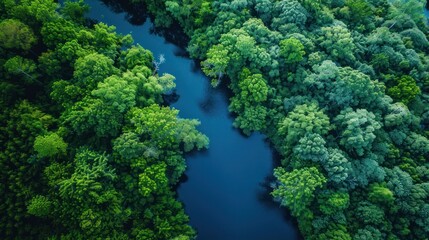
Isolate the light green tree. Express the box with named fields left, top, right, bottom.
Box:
left=27, top=195, right=52, bottom=217
left=33, top=132, right=67, bottom=158
left=387, top=75, right=421, bottom=105
left=280, top=37, right=306, bottom=64
left=202, top=44, right=230, bottom=86
left=272, top=167, right=327, bottom=217
left=73, top=52, right=119, bottom=91
left=120, top=44, right=154, bottom=70
left=139, top=163, right=168, bottom=197
left=176, top=119, right=210, bottom=152
left=92, top=75, right=137, bottom=113
left=318, top=190, right=350, bottom=216
left=278, top=103, right=330, bottom=154
left=320, top=24, right=356, bottom=63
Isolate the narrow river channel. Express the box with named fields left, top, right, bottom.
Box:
left=85, top=1, right=299, bottom=239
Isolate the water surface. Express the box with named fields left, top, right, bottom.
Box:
left=85, top=1, right=299, bottom=239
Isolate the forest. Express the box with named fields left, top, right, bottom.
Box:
left=1, top=0, right=429, bottom=239
left=131, top=0, right=429, bottom=239
left=0, top=0, right=208, bottom=239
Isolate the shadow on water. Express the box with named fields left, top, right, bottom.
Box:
left=199, top=86, right=217, bottom=115
left=99, top=0, right=148, bottom=25
left=162, top=90, right=180, bottom=106
left=99, top=0, right=189, bottom=48
left=257, top=176, right=304, bottom=240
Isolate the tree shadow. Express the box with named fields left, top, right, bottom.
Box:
left=162, top=90, right=180, bottom=106
left=256, top=175, right=304, bottom=239
left=98, top=0, right=189, bottom=48
left=99, top=0, right=148, bottom=25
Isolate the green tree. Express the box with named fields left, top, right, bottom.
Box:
left=353, top=226, right=383, bottom=240
left=120, top=44, right=154, bottom=70
left=3, top=56, right=38, bottom=84
left=202, top=44, right=230, bottom=86
left=324, top=148, right=352, bottom=185
left=343, top=0, right=373, bottom=30
left=57, top=149, right=129, bottom=238
left=41, top=17, right=78, bottom=48
left=334, top=108, right=382, bottom=157
left=50, top=80, right=83, bottom=108
left=0, top=19, right=36, bottom=50
left=33, top=132, right=67, bottom=158
left=113, top=132, right=146, bottom=161
left=92, top=75, right=137, bottom=113
left=27, top=195, right=52, bottom=217
left=385, top=166, right=413, bottom=197
left=129, top=105, right=179, bottom=149
left=280, top=37, right=306, bottom=64
left=278, top=103, right=330, bottom=155
left=387, top=75, right=421, bottom=105
left=329, top=67, right=385, bottom=109
left=272, top=167, right=327, bottom=217
left=0, top=101, right=54, bottom=238
left=233, top=105, right=268, bottom=135
left=176, top=119, right=210, bottom=152
left=62, top=97, right=123, bottom=138
left=318, top=224, right=352, bottom=240
left=318, top=190, right=350, bottom=216
left=351, top=157, right=386, bottom=188
left=73, top=52, right=119, bottom=91
left=9, top=0, right=58, bottom=25
left=368, top=183, right=395, bottom=205
left=293, top=133, right=328, bottom=163
left=355, top=201, right=386, bottom=225
left=237, top=70, right=268, bottom=103
left=272, top=0, right=308, bottom=28
left=139, top=163, right=168, bottom=197
left=319, top=25, right=356, bottom=64
left=60, top=0, right=89, bottom=25
left=384, top=102, right=412, bottom=128
left=129, top=105, right=208, bottom=152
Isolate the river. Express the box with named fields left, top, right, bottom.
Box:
left=85, top=0, right=299, bottom=239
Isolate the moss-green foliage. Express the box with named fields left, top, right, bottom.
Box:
left=0, top=19, right=37, bottom=50
left=280, top=37, right=306, bottom=64
left=387, top=75, right=421, bottom=104
left=0, top=0, right=208, bottom=238
left=130, top=0, right=429, bottom=239
left=33, top=132, right=67, bottom=158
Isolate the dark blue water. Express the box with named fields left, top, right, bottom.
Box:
left=85, top=1, right=299, bottom=239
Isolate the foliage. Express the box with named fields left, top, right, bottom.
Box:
left=0, top=1, right=208, bottom=238
left=0, top=19, right=37, bottom=50
left=127, top=0, right=429, bottom=238
left=334, top=108, right=382, bottom=157
left=33, top=132, right=67, bottom=158
left=27, top=195, right=52, bottom=217
left=4, top=0, right=429, bottom=238
left=387, top=75, right=421, bottom=105
left=278, top=103, right=330, bottom=155
left=280, top=37, right=306, bottom=64
left=272, top=167, right=327, bottom=218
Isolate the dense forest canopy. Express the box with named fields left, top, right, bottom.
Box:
left=1, top=0, right=429, bottom=239
left=0, top=0, right=208, bottom=239
left=124, top=0, right=429, bottom=239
